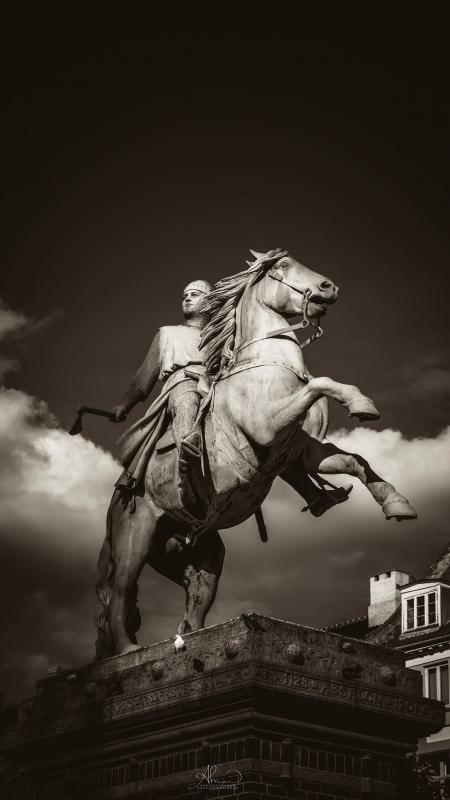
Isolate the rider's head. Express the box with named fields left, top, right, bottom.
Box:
left=182, top=279, right=212, bottom=321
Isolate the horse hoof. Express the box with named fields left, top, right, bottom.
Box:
left=347, top=398, right=380, bottom=421
left=382, top=493, right=417, bottom=521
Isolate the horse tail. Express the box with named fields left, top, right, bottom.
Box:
left=94, top=494, right=116, bottom=661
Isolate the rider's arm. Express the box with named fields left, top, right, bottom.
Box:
left=112, top=332, right=161, bottom=421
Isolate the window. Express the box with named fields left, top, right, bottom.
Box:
left=404, top=592, right=437, bottom=630
left=425, top=663, right=450, bottom=704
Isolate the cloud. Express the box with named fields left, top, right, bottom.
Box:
left=0, top=302, right=28, bottom=340
left=0, top=297, right=61, bottom=384
left=0, top=382, right=449, bottom=705
left=0, top=387, right=120, bottom=702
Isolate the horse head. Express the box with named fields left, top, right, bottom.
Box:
left=253, top=250, right=339, bottom=322
left=201, top=249, right=339, bottom=375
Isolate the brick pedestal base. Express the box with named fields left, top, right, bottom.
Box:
left=0, top=614, right=443, bottom=799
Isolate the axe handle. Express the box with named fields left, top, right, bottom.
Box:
left=77, top=405, right=116, bottom=420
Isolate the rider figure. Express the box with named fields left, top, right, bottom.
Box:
left=112, top=279, right=212, bottom=493
left=111, top=277, right=348, bottom=520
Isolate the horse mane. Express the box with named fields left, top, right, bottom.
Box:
left=200, top=249, right=287, bottom=375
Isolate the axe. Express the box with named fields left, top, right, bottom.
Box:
left=69, top=405, right=117, bottom=435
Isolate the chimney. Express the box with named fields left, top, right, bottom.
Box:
left=368, top=571, right=411, bottom=629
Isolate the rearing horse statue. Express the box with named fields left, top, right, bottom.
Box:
left=95, top=249, right=416, bottom=659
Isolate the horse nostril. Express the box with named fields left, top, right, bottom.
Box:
left=319, top=280, right=333, bottom=291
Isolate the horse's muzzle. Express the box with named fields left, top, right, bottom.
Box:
left=311, top=282, right=339, bottom=306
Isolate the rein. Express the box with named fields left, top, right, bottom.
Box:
left=229, top=275, right=323, bottom=365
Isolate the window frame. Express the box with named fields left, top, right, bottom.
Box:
left=402, top=588, right=439, bottom=632
left=424, top=661, right=450, bottom=705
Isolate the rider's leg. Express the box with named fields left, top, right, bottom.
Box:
left=169, top=383, right=202, bottom=468
left=169, top=383, right=205, bottom=511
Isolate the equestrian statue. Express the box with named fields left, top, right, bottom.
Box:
left=94, top=249, right=417, bottom=659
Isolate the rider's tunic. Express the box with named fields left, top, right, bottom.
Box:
left=116, top=324, right=204, bottom=485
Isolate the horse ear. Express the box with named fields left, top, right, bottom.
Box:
left=249, top=249, right=266, bottom=260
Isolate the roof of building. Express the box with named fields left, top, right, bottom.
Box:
left=326, top=614, right=368, bottom=631
left=365, top=543, right=450, bottom=647
left=326, top=544, right=450, bottom=647
left=325, top=615, right=369, bottom=639
left=401, top=579, right=450, bottom=590
left=388, top=619, right=450, bottom=653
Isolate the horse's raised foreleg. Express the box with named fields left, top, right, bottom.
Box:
left=277, top=376, right=380, bottom=429
left=247, top=375, right=379, bottom=446
left=302, top=396, right=329, bottom=441
left=148, top=520, right=225, bottom=635
left=316, top=445, right=417, bottom=521
left=102, top=488, right=158, bottom=656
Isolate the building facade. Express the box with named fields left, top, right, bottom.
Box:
left=328, top=546, right=450, bottom=782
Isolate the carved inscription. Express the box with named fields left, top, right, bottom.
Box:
left=0, top=665, right=254, bottom=747
left=254, top=665, right=441, bottom=721
left=0, top=657, right=441, bottom=751
left=109, top=663, right=254, bottom=719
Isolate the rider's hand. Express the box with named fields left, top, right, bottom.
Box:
left=111, top=405, right=127, bottom=423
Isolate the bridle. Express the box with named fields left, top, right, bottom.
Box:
left=227, top=272, right=324, bottom=368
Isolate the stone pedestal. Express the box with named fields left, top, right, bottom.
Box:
left=0, top=613, right=444, bottom=799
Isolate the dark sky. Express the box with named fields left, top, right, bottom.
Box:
left=1, top=17, right=449, bottom=703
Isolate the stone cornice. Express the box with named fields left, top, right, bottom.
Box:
left=0, top=659, right=442, bottom=751
left=0, top=614, right=444, bottom=754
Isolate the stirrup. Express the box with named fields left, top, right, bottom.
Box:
left=302, top=485, right=353, bottom=517
left=180, top=432, right=202, bottom=458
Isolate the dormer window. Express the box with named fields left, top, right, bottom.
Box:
left=400, top=581, right=447, bottom=634
left=405, top=592, right=437, bottom=630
